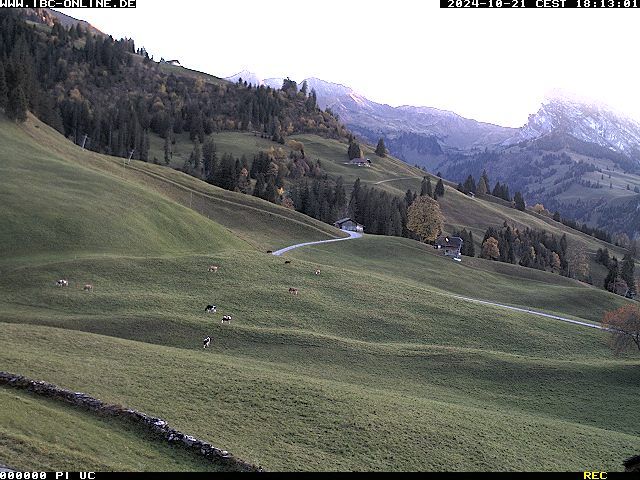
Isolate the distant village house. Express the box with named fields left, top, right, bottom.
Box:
left=334, top=217, right=364, bottom=233
left=435, top=235, right=463, bottom=257
left=348, top=158, right=372, bottom=167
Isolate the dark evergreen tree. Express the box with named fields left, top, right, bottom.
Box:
left=463, top=175, right=476, bottom=194
left=434, top=178, right=445, bottom=198
left=202, top=137, right=217, bottom=177
left=514, top=191, right=526, bottom=211
left=264, top=176, right=278, bottom=203
left=6, top=84, right=27, bottom=122
left=481, top=170, right=490, bottom=190
left=333, top=176, right=347, bottom=218
left=348, top=140, right=363, bottom=160
left=604, top=258, right=619, bottom=292
left=621, top=253, right=636, bottom=295
left=253, top=174, right=265, bottom=198
left=0, top=61, right=7, bottom=108
left=348, top=178, right=362, bottom=220
left=420, top=177, right=428, bottom=196
left=467, top=231, right=476, bottom=257
left=375, top=138, right=387, bottom=157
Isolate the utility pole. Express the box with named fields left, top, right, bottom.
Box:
left=80, top=134, right=89, bottom=150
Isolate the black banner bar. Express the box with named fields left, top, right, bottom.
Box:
left=0, top=1, right=136, bottom=8
left=1, top=472, right=634, bottom=479
left=441, top=0, right=639, bottom=7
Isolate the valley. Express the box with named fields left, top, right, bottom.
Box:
left=1, top=112, right=638, bottom=471
left=1, top=7, right=639, bottom=473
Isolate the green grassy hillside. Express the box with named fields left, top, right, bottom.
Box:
left=1, top=114, right=638, bottom=471
left=0, top=388, right=228, bottom=472
left=156, top=129, right=631, bottom=289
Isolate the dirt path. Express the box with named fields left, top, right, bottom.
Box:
left=272, top=230, right=363, bottom=256
left=272, top=231, right=605, bottom=331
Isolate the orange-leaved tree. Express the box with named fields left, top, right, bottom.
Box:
left=602, top=305, right=640, bottom=355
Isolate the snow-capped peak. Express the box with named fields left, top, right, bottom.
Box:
left=504, top=94, right=640, bottom=156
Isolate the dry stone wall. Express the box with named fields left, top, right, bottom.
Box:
left=0, top=372, right=263, bottom=472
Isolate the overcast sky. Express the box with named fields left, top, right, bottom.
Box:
left=56, top=1, right=640, bottom=127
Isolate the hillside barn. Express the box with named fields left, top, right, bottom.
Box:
left=334, top=217, right=364, bottom=233
left=435, top=236, right=463, bottom=257
left=348, top=158, right=371, bottom=167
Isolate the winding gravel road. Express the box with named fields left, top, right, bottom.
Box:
left=272, top=230, right=604, bottom=331
left=271, top=230, right=363, bottom=256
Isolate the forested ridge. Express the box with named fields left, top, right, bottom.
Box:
left=0, top=8, right=349, bottom=161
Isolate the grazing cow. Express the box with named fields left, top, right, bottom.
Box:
left=203, top=336, right=211, bottom=349
left=285, top=260, right=292, bottom=265
left=205, top=305, right=217, bottom=314
left=288, top=287, right=299, bottom=295
left=208, top=265, right=219, bottom=273
left=314, top=269, right=321, bottom=276
left=221, top=315, right=232, bottom=324
left=266, top=250, right=273, bottom=254
left=83, top=284, right=93, bottom=292
left=56, top=279, right=69, bottom=287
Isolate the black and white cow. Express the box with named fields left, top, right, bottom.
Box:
left=221, top=315, right=232, bottom=324
left=205, top=305, right=217, bottom=314
left=203, top=336, right=211, bottom=348
left=56, top=279, right=69, bottom=287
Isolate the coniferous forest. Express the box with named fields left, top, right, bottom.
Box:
left=0, top=9, right=349, bottom=161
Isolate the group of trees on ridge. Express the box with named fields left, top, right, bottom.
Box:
left=596, top=248, right=637, bottom=298
left=0, top=9, right=349, bottom=161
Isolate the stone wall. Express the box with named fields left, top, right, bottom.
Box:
left=0, top=372, right=263, bottom=472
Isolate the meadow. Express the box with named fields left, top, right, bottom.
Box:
left=0, top=115, right=638, bottom=471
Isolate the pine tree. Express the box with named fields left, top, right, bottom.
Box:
left=264, top=176, right=278, bottom=203
left=467, top=231, right=476, bottom=257
left=481, top=170, right=490, bottom=191
left=434, top=178, right=445, bottom=198
left=621, top=253, right=636, bottom=295
left=420, top=177, right=428, bottom=196
left=163, top=132, right=172, bottom=165
left=0, top=61, right=7, bottom=109
left=202, top=137, right=217, bottom=176
left=348, top=140, right=363, bottom=160
left=253, top=174, right=265, bottom=198
left=463, top=175, right=476, bottom=194
left=7, top=85, right=27, bottom=122
left=477, top=176, right=488, bottom=195
left=375, top=138, right=387, bottom=157
left=333, top=176, right=347, bottom=216
left=514, top=191, right=526, bottom=211
left=604, top=258, right=619, bottom=292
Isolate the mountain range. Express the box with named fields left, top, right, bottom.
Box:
left=225, top=71, right=640, bottom=239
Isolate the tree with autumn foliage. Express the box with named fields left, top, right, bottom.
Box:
left=406, top=195, right=443, bottom=243
left=602, top=305, right=640, bottom=354
left=481, top=237, right=500, bottom=260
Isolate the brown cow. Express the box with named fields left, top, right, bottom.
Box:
left=83, top=284, right=93, bottom=292
left=288, top=287, right=299, bottom=295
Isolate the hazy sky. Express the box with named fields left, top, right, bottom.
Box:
left=56, top=1, right=640, bottom=127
